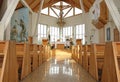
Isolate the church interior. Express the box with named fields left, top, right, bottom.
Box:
left=0, top=0, right=120, bottom=82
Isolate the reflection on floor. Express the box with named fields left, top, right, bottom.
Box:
left=21, top=49, right=97, bottom=82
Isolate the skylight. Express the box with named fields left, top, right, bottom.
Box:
left=54, top=2, right=60, bottom=5
left=65, top=8, right=73, bottom=18
left=52, top=7, right=60, bottom=17
left=41, top=7, right=48, bottom=15
left=63, top=2, right=69, bottom=5
left=50, top=8, right=58, bottom=18
left=41, top=1, right=82, bottom=18
left=63, top=7, right=71, bottom=17
left=75, top=7, right=82, bottom=14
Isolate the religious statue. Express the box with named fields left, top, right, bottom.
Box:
left=11, top=23, right=18, bottom=41
left=16, top=19, right=28, bottom=42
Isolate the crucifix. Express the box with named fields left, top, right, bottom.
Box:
left=52, top=1, right=71, bottom=41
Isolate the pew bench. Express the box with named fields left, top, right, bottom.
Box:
left=71, top=46, right=75, bottom=60
left=89, top=44, right=105, bottom=81
left=101, top=42, right=120, bottom=82
left=42, top=45, right=50, bottom=63
left=37, top=45, right=43, bottom=66
left=0, top=41, right=18, bottom=82
left=74, top=45, right=79, bottom=62
left=30, top=44, right=39, bottom=71
left=82, top=45, right=91, bottom=71
left=16, top=43, right=31, bottom=80
left=78, top=44, right=83, bottom=65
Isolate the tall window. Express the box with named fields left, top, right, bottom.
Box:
left=75, top=24, right=85, bottom=44
left=38, top=24, right=47, bottom=41
left=62, top=26, right=72, bottom=42
left=50, top=26, right=59, bottom=43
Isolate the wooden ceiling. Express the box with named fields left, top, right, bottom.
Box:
left=16, top=0, right=95, bottom=12
left=16, top=0, right=108, bottom=29
left=92, top=1, right=108, bottom=29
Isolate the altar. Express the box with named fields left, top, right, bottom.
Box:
left=55, top=42, right=65, bottom=49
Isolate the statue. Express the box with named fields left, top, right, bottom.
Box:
left=16, top=19, right=28, bottom=42
left=19, top=19, right=27, bottom=41
left=11, top=24, right=18, bottom=41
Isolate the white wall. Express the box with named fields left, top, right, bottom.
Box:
left=30, top=13, right=58, bottom=36
left=39, top=14, right=58, bottom=27
left=64, top=14, right=84, bottom=26
left=85, top=13, right=99, bottom=44
left=64, top=13, right=99, bottom=44
left=30, top=13, right=58, bottom=43
left=32, top=13, right=100, bottom=44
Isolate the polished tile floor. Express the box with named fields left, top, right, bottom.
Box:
left=21, top=49, right=97, bottom=82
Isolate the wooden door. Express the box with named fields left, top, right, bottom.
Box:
left=114, top=28, right=120, bottom=42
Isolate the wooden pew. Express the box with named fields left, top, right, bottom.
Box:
left=16, top=43, right=31, bottom=80
left=30, top=44, right=39, bottom=71
left=78, top=44, right=83, bottom=65
left=42, top=45, right=46, bottom=63
left=0, top=41, right=18, bottom=82
left=89, top=44, right=105, bottom=81
left=71, top=46, right=75, bottom=60
left=74, top=45, right=79, bottom=62
left=101, top=42, right=120, bottom=82
left=72, top=45, right=79, bottom=62
left=45, top=45, right=50, bottom=60
left=82, top=45, right=91, bottom=71
left=42, top=45, right=50, bottom=63
left=47, top=46, right=51, bottom=59
left=79, top=45, right=86, bottom=66
left=37, top=45, right=43, bottom=66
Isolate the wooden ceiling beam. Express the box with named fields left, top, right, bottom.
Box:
left=25, top=0, right=34, bottom=5
left=43, top=0, right=60, bottom=9
left=30, top=0, right=40, bottom=9
left=92, top=1, right=108, bottom=29
left=83, top=0, right=92, bottom=12
left=16, top=0, right=34, bottom=10
left=82, top=1, right=89, bottom=12
left=16, top=1, right=24, bottom=10
left=33, top=2, right=40, bottom=12
left=99, top=17, right=107, bottom=24
left=52, top=5, right=71, bottom=10
left=100, top=1, right=108, bottom=19
left=63, top=0, right=80, bottom=8
left=88, top=0, right=95, bottom=4
left=20, top=0, right=33, bottom=13
left=92, top=20, right=104, bottom=29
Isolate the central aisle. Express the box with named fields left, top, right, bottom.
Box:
left=21, top=49, right=96, bottom=82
